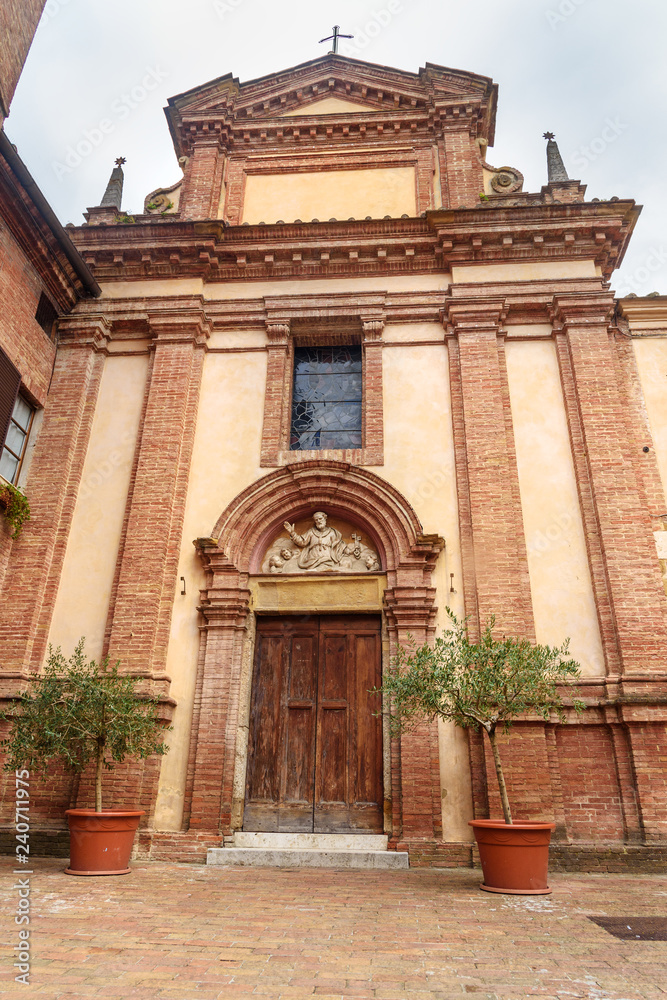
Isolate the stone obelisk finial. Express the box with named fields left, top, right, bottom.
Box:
left=540, top=132, right=585, bottom=204
left=84, top=157, right=127, bottom=225
left=543, top=132, right=569, bottom=183
left=100, top=156, right=126, bottom=210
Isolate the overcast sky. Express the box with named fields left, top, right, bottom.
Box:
left=6, top=0, right=667, bottom=296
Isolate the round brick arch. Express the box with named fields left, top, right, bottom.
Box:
left=188, top=460, right=445, bottom=843
left=209, top=459, right=443, bottom=580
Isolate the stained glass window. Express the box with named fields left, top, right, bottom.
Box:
left=290, top=346, right=362, bottom=450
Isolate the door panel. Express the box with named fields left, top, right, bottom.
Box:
left=244, top=614, right=382, bottom=833
left=281, top=632, right=318, bottom=830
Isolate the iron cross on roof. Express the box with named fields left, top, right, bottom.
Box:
left=319, top=25, right=353, bottom=54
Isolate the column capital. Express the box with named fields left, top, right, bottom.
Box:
left=362, top=319, right=385, bottom=342
left=442, top=297, right=507, bottom=337
left=265, top=321, right=291, bottom=345
left=550, top=291, right=615, bottom=330
left=147, top=303, right=211, bottom=345
left=56, top=313, right=112, bottom=351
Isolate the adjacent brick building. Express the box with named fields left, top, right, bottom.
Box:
left=1, top=52, right=666, bottom=870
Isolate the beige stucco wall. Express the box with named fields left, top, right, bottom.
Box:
left=99, top=273, right=451, bottom=301
left=505, top=339, right=605, bottom=676
left=47, top=353, right=149, bottom=661
left=240, top=167, right=417, bottom=225
left=452, top=260, right=599, bottom=283
left=377, top=327, right=473, bottom=840
left=281, top=97, right=373, bottom=116
left=153, top=349, right=268, bottom=829
left=633, top=337, right=667, bottom=507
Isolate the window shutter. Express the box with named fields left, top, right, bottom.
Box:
left=0, top=346, right=21, bottom=451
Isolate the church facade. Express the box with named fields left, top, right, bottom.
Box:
left=1, top=53, right=667, bottom=869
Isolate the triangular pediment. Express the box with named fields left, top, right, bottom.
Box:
left=279, top=96, right=378, bottom=117
left=165, top=55, right=498, bottom=153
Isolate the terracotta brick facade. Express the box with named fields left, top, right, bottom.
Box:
left=1, top=53, right=666, bottom=870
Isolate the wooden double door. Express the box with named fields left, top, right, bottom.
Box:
left=244, top=615, right=383, bottom=833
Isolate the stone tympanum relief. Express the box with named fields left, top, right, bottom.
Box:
left=261, top=511, right=381, bottom=574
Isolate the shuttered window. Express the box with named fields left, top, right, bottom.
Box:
left=0, top=347, right=21, bottom=470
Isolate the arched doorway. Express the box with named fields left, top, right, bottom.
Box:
left=187, top=461, right=444, bottom=843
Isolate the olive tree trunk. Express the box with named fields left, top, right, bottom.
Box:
left=95, top=742, right=104, bottom=813
left=485, top=726, right=513, bottom=825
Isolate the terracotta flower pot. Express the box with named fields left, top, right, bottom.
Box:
left=469, top=818, right=556, bottom=894
left=65, top=809, right=145, bottom=876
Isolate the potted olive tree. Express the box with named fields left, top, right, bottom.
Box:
left=380, top=609, right=583, bottom=894
left=1, top=639, right=170, bottom=876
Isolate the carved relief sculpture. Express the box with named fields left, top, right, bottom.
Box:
left=262, top=511, right=381, bottom=574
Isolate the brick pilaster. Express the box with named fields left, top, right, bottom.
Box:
left=443, top=129, right=483, bottom=208
left=0, top=315, right=110, bottom=671
left=385, top=586, right=441, bottom=841
left=179, top=142, right=225, bottom=220
left=105, top=304, right=209, bottom=677
left=188, top=562, right=251, bottom=832
left=260, top=322, right=291, bottom=467
left=361, top=319, right=384, bottom=465
left=553, top=293, right=667, bottom=674
left=624, top=719, right=667, bottom=841
left=444, top=299, right=535, bottom=636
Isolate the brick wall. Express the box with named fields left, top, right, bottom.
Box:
left=0, top=220, right=56, bottom=406
left=0, top=316, right=109, bottom=671
left=556, top=725, right=625, bottom=841
left=0, top=0, right=47, bottom=119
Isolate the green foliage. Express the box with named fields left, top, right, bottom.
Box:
left=0, top=482, right=31, bottom=539
left=115, top=214, right=135, bottom=224
left=1, top=640, right=170, bottom=811
left=382, top=609, right=583, bottom=738
left=379, top=609, right=584, bottom=823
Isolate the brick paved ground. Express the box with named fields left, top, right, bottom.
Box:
left=1, top=857, right=665, bottom=1000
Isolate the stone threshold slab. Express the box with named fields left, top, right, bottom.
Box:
left=207, top=848, right=409, bottom=869
left=232, top=832, right=388, bottom=851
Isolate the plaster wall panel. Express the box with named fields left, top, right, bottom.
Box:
left=280, top=97, right=373, bottom=116
left=452, top=260, right=598, bottom=283
left=505, top=339, right=605, bottom=676
left=377, top=332, right=473, bottom=840
left=241, top=167, right=417, bottom=225
left=100, top=274, right=450, bottom=300
left=633, top=337, right=667, bottom=507
left=46, top=354, right=149, bottom=661
left=153, top=349, right=267, bottom=830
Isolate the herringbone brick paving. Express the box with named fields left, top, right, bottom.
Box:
left=1, top=857, right=665, bottom=999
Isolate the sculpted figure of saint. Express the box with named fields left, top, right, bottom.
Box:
left=283, top=511, right=349, bottom=571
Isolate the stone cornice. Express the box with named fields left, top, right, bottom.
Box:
left=618, top=295, right=667, bottom=327
left=69, top=277, right=627, bottom=339
left=69, top=198, right=638, bottom=285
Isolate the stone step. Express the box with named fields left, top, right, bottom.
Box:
left=232, top=832, right=389, bottom=851
left=207, top=847, right=409, bottom=869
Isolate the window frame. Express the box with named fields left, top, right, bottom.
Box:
left=260, top=295, right=385, bottom=468
left=289, top=344, right=364, bottom=453
left=0, top=392, right=36, bottom=485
